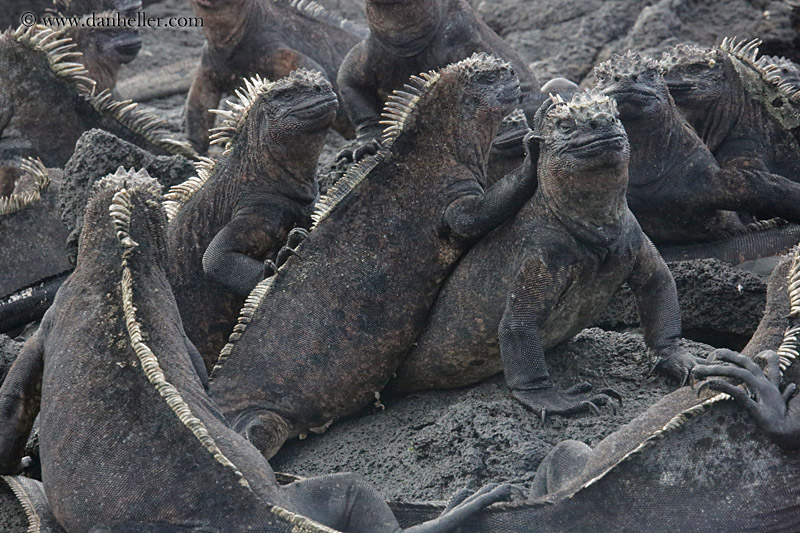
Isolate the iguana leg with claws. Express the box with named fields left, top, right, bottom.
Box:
left=693, top=349, right=800, bottom=450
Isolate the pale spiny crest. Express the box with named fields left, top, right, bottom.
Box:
left=594, top=50, right=663, bottom=81
left=660, top=43, right=718, bottom=70
left=0, top=158, right=50, bottom=216
left=545, top=90, right=619, bottom=125
left=7, top=24, right=197, bottom=158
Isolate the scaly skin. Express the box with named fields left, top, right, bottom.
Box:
left=166, top=69, right=338, bottom=371
left=393, top=91, right=693, bottom=417
left=208, top=54, right=538, bottom=459
left=0, top=159, right=71, bottom=303
left=0, top=24, right=195, bottom=167
left=336, top=0, right=540, bottom=147
left=184, top=0, right=366, bottom=153
left=56, top=0, right=144, bottom=93
left=390, top=247, right=800, bottom=532
left=595, top=51, right=800, bottom=262
left=0, top=170, right=516, bottom=532
left=661, top=40, right=800, bottom=188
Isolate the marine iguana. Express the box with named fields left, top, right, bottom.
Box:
left=335, top=0, right=541, bottom=148
left=595, top=50, right=800, bottom=261
left=386, top=247, right=800, bottom=532
left=208, top=53, right=537, bottom=459
left=0, top=158, right=71, bottom=333
left=392, top=91, right=692, bottom=417
left=184, top=0, right=366, bottom=153
left=0, top=23, right=195, bottom=167
left=660, top=39, right=800, bottom=188
left=166, top=69, right=338, bottom=370
left=52, top=0, right=144, bottom=93
left=0, top=168, right=517, bottom=532
left=757, top=54, right=800, bottom=91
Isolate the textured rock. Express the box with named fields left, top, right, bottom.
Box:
left=59, top=128, right=194, bottom=256
left=272, top=329, right=713, bottom=502
left=595, top=259, right=767, bottom=350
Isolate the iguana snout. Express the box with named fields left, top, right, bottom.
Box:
left=595, top=51, right=670, bottom=120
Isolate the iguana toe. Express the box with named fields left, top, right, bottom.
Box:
left=513, top=384, right=620, bottom=418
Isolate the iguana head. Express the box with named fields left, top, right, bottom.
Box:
left=366, top=0, right=445, bottom=57
left=381, top=53, right=520, bottom=161
left=661, top=39, right=800, bottom=135
left=63, top=17, right=142, bottom=92
left=78, top=167, right=167, bottom=271
left=535, top=90, right=628, bottom=177
left=594, top=50, right=672, bottom=123
left=658, top=43, right=726, bottom=126
left=209, top=68, right=338, bottom=156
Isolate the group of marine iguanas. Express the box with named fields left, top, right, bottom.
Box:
left=0, top=0, right=800, bottom=531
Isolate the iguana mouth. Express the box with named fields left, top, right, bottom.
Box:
left=493, top=129, right=528, bottom=150
left=605, top=88, right=657, bottom=103
left=113, top=35, right=143, bottom=62
left=665, top=82, right=696, bottom=93
left=568, top=134, right=626, bottom=153
left=291, top=95, right=339, bottom=119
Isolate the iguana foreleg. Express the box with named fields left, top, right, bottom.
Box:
left=693, top=348, right=800, bottom=450
left=498, top=257, right=618, bottom=418
left=629, top=239, right=701, bottom=384
left=282, top=473, right=518, bottom=533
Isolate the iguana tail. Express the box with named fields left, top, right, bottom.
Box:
left=658, top=220, right=800, bottom=265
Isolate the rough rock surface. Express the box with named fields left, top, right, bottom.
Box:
left=59, top=128, right=194, bottom=257
left=325, top=0, right=797, bottom=83
left=272, top=329, right=713, bottom=502
left=595, top=259, right=768, bottom=350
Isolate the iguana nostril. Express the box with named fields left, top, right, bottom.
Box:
left=314, top=85, right=322, bottom=93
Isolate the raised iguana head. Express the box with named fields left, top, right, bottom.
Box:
left=380, top=52, right=520, bottom=165
left=209, top=68, right=338, bottom=157
left=533, top=90, right=629, bottom=225
left=365, top=0, right=446, bottom=57
left=594, top=50, right=672, bottom=123
left=660, top=39, right=800, bottom=141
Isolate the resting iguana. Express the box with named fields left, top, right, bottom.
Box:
left=393, top=91, right=693, bottom=417
left=0, top=23, right=195, bottom=167
left=208, top=53, right=538, bottom=459
left=0, top=158, right=71, bottom=333
left=166, top=69, right=338, bottom=370
left=660, top=39, right=800, bottom=188
left=388, top=246, right=800, bottom=532
left=185, top=0, right=366, bottom=153
left=0, top=168, right=516, bottom=532
left=595, top=50, right=800, bottom=262
left=336, top=0, right=541, bottom=147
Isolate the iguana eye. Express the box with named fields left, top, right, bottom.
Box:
left=482, top=73, right=498, bottom=84
left=557, top=119, right=576, bottom=133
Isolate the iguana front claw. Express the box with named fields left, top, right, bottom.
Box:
left=513, top=382, right=621, bottom=419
